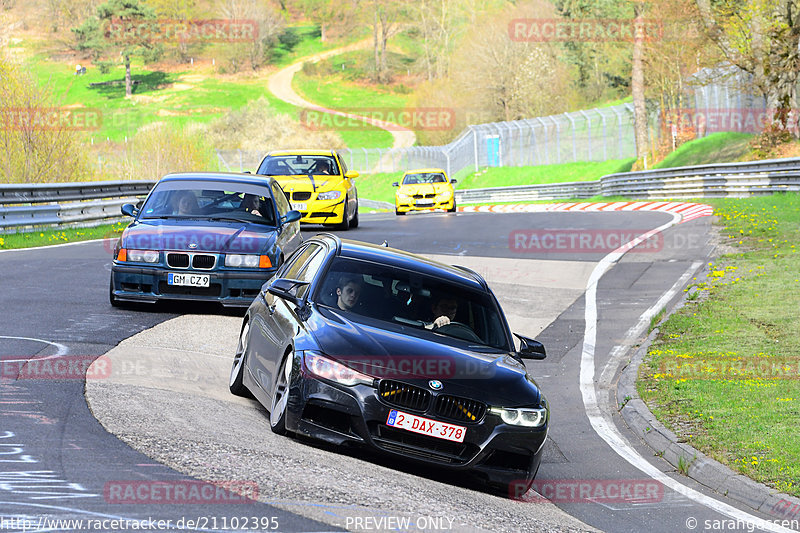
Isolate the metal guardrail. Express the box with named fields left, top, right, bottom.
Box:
left=456, top=157, right=800, bottom=204
left=0, top=181, right=155, bottom=231
left=3, top=158, right=800, bottom=229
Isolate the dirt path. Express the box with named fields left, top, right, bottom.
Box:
left=267, top=39, right=416, bottom=151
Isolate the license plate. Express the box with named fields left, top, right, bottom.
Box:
left=167, top=273, right=210, bottom=287
left=292, top=203, right=307, bottom=211
left=416, top=200, right=434, bottom=206
left=386, top=409, right=466, bottom=443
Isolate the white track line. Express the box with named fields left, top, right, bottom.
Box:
left=579, top=214, right=795, bottom=532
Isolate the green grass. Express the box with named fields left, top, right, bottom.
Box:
left=0, top=222, right=126, bottom=250
left=293, top=68, right=414, bottom=149
left=638, top=193, right=800, bottom=496
left=455, top=159, right=636, bottom=189
left=26, top=55, right=300, bottom=143
left=653, top=132, right=754, bottom=169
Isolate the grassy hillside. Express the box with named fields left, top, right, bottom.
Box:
left=654, top=132, right=754, bottom=169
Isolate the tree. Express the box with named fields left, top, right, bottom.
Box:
left=219, top=0, right=285, bottom=72
left=413, top=0, right=465, bottom=81
left=371, top=0, right=407, bottom=84
left=631, top=0, right=648, bottom=161
left=72, top=0, right=161, bottom=98
left=0, top=61, right=91, bottom=183
left=695, top=0, right=800, bottom=132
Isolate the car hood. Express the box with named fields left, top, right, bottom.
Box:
left=272, top=176, right=343, bottom=192
left=309, top=307, right=541, bottom=406
left=123, top=219, right=277, bottom=254
left=398, top=183, right=452, bottom=195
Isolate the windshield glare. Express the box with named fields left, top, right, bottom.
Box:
left=403, top=172, right=447, bottom=185
left=258, top=155, right=339, bottom=176
left=316, top=257, right=510, bottom=350
left=140, top=181, right=276, bottom=226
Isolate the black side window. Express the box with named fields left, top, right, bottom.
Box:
left=271, top=182, right=290, bottom=216
left=338, top=154, right=348, bottom=175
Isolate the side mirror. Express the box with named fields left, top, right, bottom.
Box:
left=514, top=334, right=546, bottom=360
left=345, top=170, right=359, bottom=179
left=450, top=179, right=457, bottom=184
left=392, top=182, right=399, bottom=187
left=282, top=210, right=301, bottom=225
left=267, top=278, right=310, bottom=307
left=121, top=203, right=137, bottom=217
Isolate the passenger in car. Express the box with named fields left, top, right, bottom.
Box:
left=171, top=191, right=199, bottom=215
left=336, top=275, right=363, bottom=311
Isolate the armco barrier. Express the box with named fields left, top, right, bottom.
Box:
left=0, top=181, right=155, bottom=231
left=4, top=157, right=800, bottom=230
left=456, top=157, right=800, bottom=204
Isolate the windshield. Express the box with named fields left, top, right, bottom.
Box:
left=257, top=155, right=339, bottom=176
left=139, top=180, right=276, bottom=226
left=402, top=172, right=447, bottom=185
left=315, top=257, right=511, bottom=351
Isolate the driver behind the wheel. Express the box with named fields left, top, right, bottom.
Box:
left=429, top=295, right=458, bottom=329
left=336, top=275, right=363, bottom=312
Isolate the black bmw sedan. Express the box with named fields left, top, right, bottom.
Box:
left=230, top=234, right=549, bottom=494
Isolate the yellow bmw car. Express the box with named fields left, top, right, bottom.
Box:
left=393, top=168, right=457, bottom=215
left=256, top=149, right=359, bottom=230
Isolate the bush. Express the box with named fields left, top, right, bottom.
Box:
left=113, top=122, right=214, bottom=180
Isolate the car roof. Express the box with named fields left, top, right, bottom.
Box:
left=315, top=235, right=488, bottom=292
left=159, top=172, right=275, bottom=188
left=402, top=168, right=447, bottom=175
left=265, top=149, right=336, bottom=157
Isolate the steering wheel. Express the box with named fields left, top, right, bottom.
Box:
left=434, top=321, right=482, bottom=343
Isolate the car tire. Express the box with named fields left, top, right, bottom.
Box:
left=349, top=201, right=359, bottom=228
left=448, top=199, right=457, bottom=213
left=109, top=277, right=122, bottom=308
left=336, top=198, right=350, bottom=231
left=395, top=209, right=405, bottom=216
left=269, top=350, right=293, bottom=435
left=230, top=321, right=254, bottom=398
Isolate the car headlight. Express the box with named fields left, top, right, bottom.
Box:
left=303, top=352, right=373, bottom=387
left=489, top=406, right=547, bottom=427
left=396, top=192, right=410, bottom=199
left=225, top=254, right=272, bottom=268
left=317, top=190, right=341, bottom=200
left=126, top=249, right=159, bottom=263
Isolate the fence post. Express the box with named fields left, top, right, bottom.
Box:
left=564, top=112, right=577, bottom=162
left=579, top=110, right=591, bottom=161
left=524, top=119, right=538, bottom=166
left=471, top=126, right=479, bottom=172
left=535, top=118, right=548, bottom=165
left=550, top=116, right=561, bottom=164
left=444, top=150, right=451, bottom=178
left=362, top=148, right=369, bottom=172
left=598, top=109, right=608, bottom=161
left=611, top=106, right=625, bottom=160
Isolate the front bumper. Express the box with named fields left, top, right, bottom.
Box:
left=396, top=197, right=454, bottom=213
left=285, top=369, right=547, bottom=488
left=111, top=263, right=277, bottom=307
left=292, top=198, right=346, bottom=225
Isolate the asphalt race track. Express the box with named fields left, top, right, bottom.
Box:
left=1, top=210, right=793, bottom=533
